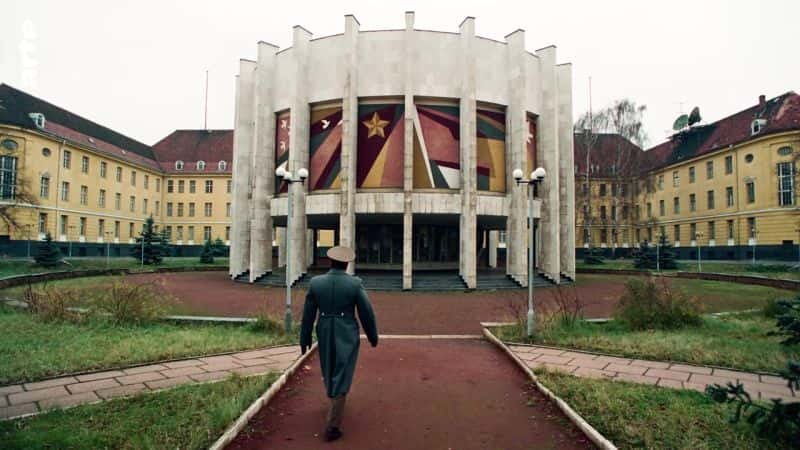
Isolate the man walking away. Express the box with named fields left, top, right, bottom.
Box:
left=300, top=246, right=379, bottom=442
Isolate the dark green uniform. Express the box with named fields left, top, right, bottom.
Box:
left=300, top=269, right=379, bottom=398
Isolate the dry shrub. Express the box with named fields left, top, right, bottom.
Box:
left=615, top=277, right=703, bottom=330
left=89, top=278, right=169, bottom=325
left=22, top=282, right=81, bottom=323
left=248, top=304, right=286, bottom=335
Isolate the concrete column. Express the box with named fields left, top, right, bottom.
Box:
left=249, top=41, right=279, bottom=282
left=505, top=29, right=529, bottom=286
left=402, top=11, right=415, bottom=290
left=459, top=17, right=477, bottom=289
left=339, top=15, right=359, bottom=274
left=488, top=230, right=499, bottom=268
left=277, top=226, right=286, bottom=267
left=288, top=26, right=312, bottom=283
left=535, top=46, right=561, bottom=283
left=230, top=59, right=257, bottom=278
left=556, top=63, right=575, bottom=280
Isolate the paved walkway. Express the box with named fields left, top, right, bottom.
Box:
left=507, top=344, right=797, bottom=402
left=0, top=345, right=301, bottom=420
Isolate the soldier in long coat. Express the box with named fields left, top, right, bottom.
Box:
left=300, top=246, right=379, bottom=442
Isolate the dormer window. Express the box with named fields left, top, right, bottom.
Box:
left=218, top=160, right=227, bottom=171
left=175, top=160, right=184, bottom=170
left=197, top=160, right=206, bottom=171
left=28, top=112, right=46, bottom=129
left=751, top=119, right=766, bottom=135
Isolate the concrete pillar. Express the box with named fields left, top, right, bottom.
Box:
left=230, top=59, right=257, bottom=278
left=488, top=230, right=499, bottom=268
left=277, top=227, right=286, bottom=267
left=402, top=11, right=415, bottom=290
left=535, top=46, right=561, bottom=283
left=505, top=29, right=528, bottom=286
left=306, top=229, right=315, bottom=267
left=339, top=15, right=359, bottom=274
left=288, top=26, right=312, bottom=283
left=249, top=41, right=279, bottom=282
left=556, top=63, right=575, bottom=280
left=459, top=17, right=477, bottom=289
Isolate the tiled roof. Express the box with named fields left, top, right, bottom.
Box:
left=573, top=132, right=645, bottom=177
left=643, top=92, right=800, bottom=171
left=151, top=130, right=233, bottom=174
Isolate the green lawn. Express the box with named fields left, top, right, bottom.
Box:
left=0, top=257, right=228, bottom=278
left=0, top=372, right=278, bottom=450
left=496, top=313, right=800, bottom=373
left=536, top=371, right=778, bottom=449
left=577, top=259, right=800, bottom=280
left=0, top=307, right=295, bottom=384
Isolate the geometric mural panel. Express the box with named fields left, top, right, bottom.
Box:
left=309, top=105, right=343, bottom=190
left=527, top=114, right=537, bottom=176
left=275, top=110, right=290, bottom=194
left=413, top=104, right=460, bottom=189
left=357, top=103, right=404, bottom=189
left=477, top=108, right=506, bottom=193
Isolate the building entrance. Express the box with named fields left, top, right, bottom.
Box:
left=413, top=225, right=458, bottom=264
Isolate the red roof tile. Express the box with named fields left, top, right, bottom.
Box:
left=151, top=130, right=233, bottom=174
left=573, top=132, right=645, bottom=177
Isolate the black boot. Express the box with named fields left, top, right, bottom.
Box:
left=324, top=426, right=343, bottom=442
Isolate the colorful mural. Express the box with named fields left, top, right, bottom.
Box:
left=357, top=103, right=404, bottom=188
left=413, top=104, right=460, bottom=189
left=275, top=110, right=290, bottom=194
left=476, top=108, right=506, bottom=192
left=309, top=106, right=343, bottom=190
left=527, top=116, right=537, bottom=176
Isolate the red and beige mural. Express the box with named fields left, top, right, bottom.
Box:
left=413, top=104, right=460, bottom=189
left=476, top=108, right=506, bottom=192
left=309, top=106, right=343, bottom=190
left=357, top=103, right=405, bottom=188
left=527, top=115, right=537, bottom=175
left=275, top=110, right=290, bottom=194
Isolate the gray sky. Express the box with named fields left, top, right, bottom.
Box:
left=2, top=0, right=797, bottom=148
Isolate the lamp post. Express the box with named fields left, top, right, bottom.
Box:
left=513, top=166, right=546, bottom=338
left=275, top=165, right=308, bottom=334
left=695, top=231, right=704, bottom=272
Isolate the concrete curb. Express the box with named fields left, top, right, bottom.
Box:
left=483, top=327, right=617, bottom=450
left=207, top=343, right=318, bottom=450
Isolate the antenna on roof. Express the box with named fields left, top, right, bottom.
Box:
left=204, top=69, right=209, bottom=130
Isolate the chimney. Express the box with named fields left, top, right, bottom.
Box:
left=758, top=94, right=766, bottom=106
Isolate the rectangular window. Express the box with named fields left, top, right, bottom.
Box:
left=60, top=215, right=67, bottom=236
left=600, top=228, right=608, bottom=243
left=129, top=196, right=135, bottom=212
left=143, top=198, right=148, bottom=214
left=204, top=226, right=212, bottom=242
left=177, top=226, right=184, bottom=241
left=725, top=155, right=733, bottom=174
left=116, top=166, right=122, bottom=182
left=660, top=225, right=666, bottom=239
left=155, top=201, right=160, bottom=216
left=189, top=180, right=196, bottom=193
left=689, top=193, right=696, bottom=212
left=748, top=217, right=756, bottom=238
left=672, top=171, right=680, bottom=187
left=611, top=183, right=618, bottom=196
left=746, top=181, right=755, bottom=203
left=62, top=150, right=71, bottom=169
left=128, top=222, right=134, bottom=239
left=114, top=220, right=120, bottom=238
left=582, top=183, right=589, bottom=195
left=178, top=180, right=185, bottom=193
left=98, top=219, right=105, bottom=237
left=205, top=180, right=214, bottom=193
left=673, top=196, right=680, bottom=214
left=690, top=223, right=697, bottom=240
left=100, top=161, right=107, bottom=178
left=599, top=184, right=606, bottom=196
left=727, top=220, right=734, bottom=239
left=226, top=180, right=232, bottom=193
left=165, top=226, right=172, bottom=242
left=600, top=205, right=607, bottom=219
left=620, top=183, right=627, bottom=197
left=167, top=179, right=174, bottom=193
left=226, top=202, right=231, bottom=217
left=81, top=156, right=89, bottom=174
left=204, top=202, right=212, bottom=217
left=115, top=193, right=121, bottom=210
left=38, top=213, right=47, bottom=234
left=659, top=200, right=665, bottom=216
left=79, top=217, right=86, bottom=237
left=646, top=202, right=652, bottom=217
left=647, top=227, right=652, bottom=241
left=706, top=160, right=714, bottom=179
left=61, top=181, right=70, bottom=202
left=674, top=224, right=681, bottom=242
left=225, top=226, right=230, bottom=241
left=726, top=186, right=734, bottom=207
left=99, top=189, right=106, bottom=207
left=708, top=221, right=715, bottom=240
left=657, top=175, right=664, bottom=190
left=80, top=185, right=88, bottom=205
left=0, top=156, right=17, bottom=200
left=188, top=202, right=195, bottom=217
left=611, top=206, right=618, bottom=221
left=778, top=162, right=796, bottom=206
left=166, top=202, right=173, bottom=217
left=688, top=166, right=695, bottom=183
left=144, top=174, right=149, bottom=189
left=156, top=178, right=161, bottom=192
left=177, top=203, right=184, bottom=217
left=39, top=176, right=49, bottom=198
left=188, top=226, right=195, bottom=241
left=131, top=171, right=136, bottom=186
left=707, top=190, right=715, bottom=209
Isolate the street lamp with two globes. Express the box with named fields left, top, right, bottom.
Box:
left=275, top=165, right=308, bottom=333
left=512, top=166, right=546, bottom=338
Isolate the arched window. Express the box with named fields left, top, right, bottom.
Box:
left=197, top=160, right=206, bottom=171
left=175, top=160, right=184, bottom=170
left=218, top=160, right=227, bottom=171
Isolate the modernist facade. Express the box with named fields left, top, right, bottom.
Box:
left=230, top=14, right=576, bottom=289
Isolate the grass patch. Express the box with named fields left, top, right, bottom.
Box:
left=0, top=372, right=277, bottom=449
left=496, top=313, right=800, bottom=373
left=577, top=260, right=799, bottom=280
left=536, top=370, right=779, bottom=449
left=0, top=306, right=295, bottom=384
left=0, top=257, right=228, bottom=279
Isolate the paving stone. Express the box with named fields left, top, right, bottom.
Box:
left=237, top=358, right=274, bottom=367
left=0, top=396, right=6, bottom=407
left=614, top=373, right=659, bottom=385
left=535, top=355, right=573, bottom=365
left=559, top=351, right=591, bottom=359
left=76, top=370, right=125, bottom=382
left=515, top=352, right=541, bottom=362
left=656, top=378, right=684, bottom=389
left=645, top=368, right=690, bottom=382
left=529, top=362, right=577, bottom=374
left=713, top=368, right=760, bottom=382
left=116, top=371, right=165, bottom=385
left=0, top=385, right=23, bottom=396
left=593, top=356, right=632, bottom=365
left=146, top=376, right=192, bottom=390
left=669, top=364, right=713, bottom=375
left=39, top=392, right=99, bottom=410
left=572, top=367, right=615, bottom=379
left=0, top=403, right=38, bottom=419
left=233, top=349, right=272, bottom=360
left=201, top=361, right=243, bottom=372
left=606, top=363, right=646, bottom=376
left=683, top=382, right=707, bottom=392
left=265, top=346, right=300, bottom=356
left=630, top=359, right=671, bottom=369
left=232, top=364, right=274, bottom=376
left=23, top=376, right=77, bottom=391
left=163, top=359, right=204, bottom=369
left=9, top=386, right=69, bottom=405
left=190, top=371, right=232, bottom=383
left=266, top=352, right=300, bottom=364
left=198, top=355, right=240, bottom=365
left=688, top=373, right=736, bottom=387
left=567, top=358, right=609, bottom=370
left=160, top=366, right=206, bottom=378
left=67, top=378, right=120, bottom=394
left=96, top=383, right=147, bottom=400
left=507, top=345, right=535, bottom=354
left=760, top=374, right=788, bottom=385
left=123, top=364, right=168, bottom=375
left=527, top=347, right=565, bottom=356
left=740, top=381, right=794, bottom=398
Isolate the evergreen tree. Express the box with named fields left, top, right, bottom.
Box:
left=633, top=235, right=678, bottom=270
left=159, top=229, right=172, bottom=257
left=199, top=239, right=215, bottom=264
left=656, top=234, right=678, bottom=270
left=212, top=236, right=227, bottom=256
left=633, top=240, right=656, bottom=269
left=34, top=233, right=62, bottom=268
left=583, top=246, right=605, bottom=265
left=130, top=216, right=164, bottom=265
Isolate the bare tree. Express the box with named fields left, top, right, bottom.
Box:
left=0, top=175, right=38, bottom=232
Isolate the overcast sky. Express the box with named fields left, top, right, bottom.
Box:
left=2, top=0, right=797, bottom=149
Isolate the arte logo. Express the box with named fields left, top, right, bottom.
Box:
left=19, top=20, right=38, bottom=89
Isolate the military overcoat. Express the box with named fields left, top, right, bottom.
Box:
left=300, top=269, right=378, bottom=398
